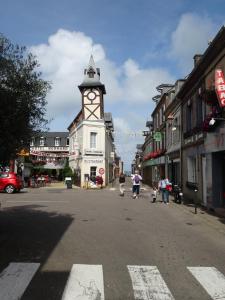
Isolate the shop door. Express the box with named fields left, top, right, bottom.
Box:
left=222, top=156, right=225, bottom=207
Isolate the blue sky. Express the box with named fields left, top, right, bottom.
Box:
left=1, top=0, right=225, bottom=169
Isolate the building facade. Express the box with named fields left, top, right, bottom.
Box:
left=150, top=84, right=173, bottom=186
left=165, top=80, right=185, bottom=186
left=29, top=132, right=69, bottom=170
left=178, top=26, right=225, bottom=209
left=68, top=56, right=115, bottom=187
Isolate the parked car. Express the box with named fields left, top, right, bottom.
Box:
left=0, top=172, right=23, bottom=194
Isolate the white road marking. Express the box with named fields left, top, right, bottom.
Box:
left=128, top=265, right=175, bottom=300
left=0, top=262, right=40, bottom=300
left=188, top=267, right=225, bottom=299
left=62, top=264, right=104, bottom=300
left=6, top=200, right=70, bottom=203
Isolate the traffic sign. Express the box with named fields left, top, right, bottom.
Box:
left=99, top=168, right=105, bottom=175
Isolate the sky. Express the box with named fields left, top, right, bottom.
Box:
left=1, top=0, right=225, bottom=170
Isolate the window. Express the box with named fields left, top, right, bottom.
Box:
left=40, top=137, right=45, bottom=146
left=90, top=166, right=97, bottom=178
left=66, top=137, right=69, bottom=146
left=196, top=96, right=203, bottom=126
left=87, top=68, right=95, bottom=78
left=30, top=137, right=35, bottom=147
left=55, top=137, right=61, bottom=146
left=90, top=132, right=97, bottom=148
left=186, top=101, right=192, bottom=132
left=187, top=156, right=197, bottom=183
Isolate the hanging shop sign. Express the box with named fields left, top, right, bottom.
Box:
left=215, top=69, right=225, bottom=107
left=153, top=132, right=162, bottom=142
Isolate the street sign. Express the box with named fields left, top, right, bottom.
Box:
left=153, top=132, right=162, bottom=142
left=99, top=168, right=105, bottom=175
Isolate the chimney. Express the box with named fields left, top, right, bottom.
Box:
left=193, top=54, right=202, bottom=67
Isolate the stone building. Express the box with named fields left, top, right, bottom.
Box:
left=165, top=80, right=185, bottom=185
left=30, top=132, right=69, bottom=171
left=150, top=84, right=173, bottom=186
left=68, top=56, right=115, bottom=187
left=178, top=26, right=225, bottom=209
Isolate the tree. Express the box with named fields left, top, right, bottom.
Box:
left=62, top=158, right=73, bottom=180
left=0, top=34, right=51, bottom=164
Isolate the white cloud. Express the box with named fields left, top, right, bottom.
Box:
left=114, top=116, right=144, bottom=168
left=170, top=13, right=218, bottom=74
left=30, top=28, right=175, bottom=169
left=30, top=29, right=174, bottom=119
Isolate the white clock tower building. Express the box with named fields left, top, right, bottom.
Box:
left=68, top=56, right=115, bottom=187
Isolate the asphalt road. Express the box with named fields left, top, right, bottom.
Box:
left=0, top=183, right=225, bottom=300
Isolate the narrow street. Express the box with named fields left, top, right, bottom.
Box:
left=0, top=183, right=225, bottom=300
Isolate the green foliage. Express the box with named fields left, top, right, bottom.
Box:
left=0, top=34, right=51, bottom=164
left=62, top=159, right=73, bottom=179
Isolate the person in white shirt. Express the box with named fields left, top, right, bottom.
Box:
left=158, top=177, right=172, bottom=204
left=131, top=170, right=142, bottom=199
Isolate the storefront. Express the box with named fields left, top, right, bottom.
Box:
left=204, top=128, right=225, bottom=208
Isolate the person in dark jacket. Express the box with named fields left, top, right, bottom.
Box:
left=119, top=173, right=126, bottom=196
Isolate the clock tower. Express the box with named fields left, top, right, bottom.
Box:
left=78, top=55, right=106, bottom=120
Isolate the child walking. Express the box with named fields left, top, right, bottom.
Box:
left=151, top=187, right=158, bottom=203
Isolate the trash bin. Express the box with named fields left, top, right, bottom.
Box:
left=65, top=177, right=72, bottom=189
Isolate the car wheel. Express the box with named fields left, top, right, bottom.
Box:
left=5, top=185, right=15, bottom=194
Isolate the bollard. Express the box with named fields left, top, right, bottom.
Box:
left=194, top=188, right=198, bottom=214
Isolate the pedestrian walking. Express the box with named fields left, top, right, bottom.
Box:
left=151, top=187, right=158, bottom=203
left=131, top=170, right=142, bottom=199
left=119, top=172, right=126, bottom=196
left=158, top=177, right=172, bottom=204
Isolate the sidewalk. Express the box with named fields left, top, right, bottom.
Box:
left=148, top=186, right=225, bottom=229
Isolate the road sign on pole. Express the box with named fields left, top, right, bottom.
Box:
left=99, top=168, right=105, bottom=175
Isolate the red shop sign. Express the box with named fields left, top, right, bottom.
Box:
left=215, top=69, right=225, bottom=107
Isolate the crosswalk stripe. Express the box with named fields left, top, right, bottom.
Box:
left=62, top=264, right=105, bottom=300
left=188, top=267, right=225, bottom=300
left=127, top=265, right=175, bottom=300
left=0, top=262, right=40, bottom=300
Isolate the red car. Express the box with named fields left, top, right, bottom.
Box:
left=0, top=172, right=23, bottom=194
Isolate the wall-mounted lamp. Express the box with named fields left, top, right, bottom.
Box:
left=209, top=117, right=225, bottom=126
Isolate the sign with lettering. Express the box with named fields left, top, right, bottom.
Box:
left=84, top=159, right=103, bottom=164
left=31, top=146, right=69, bottom=152
left=153, top=132, right=162, bottom=142
left=215, top=69, right=225, bottom=107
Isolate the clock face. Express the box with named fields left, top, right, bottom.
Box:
left=87, top=91, right=96, bottom=101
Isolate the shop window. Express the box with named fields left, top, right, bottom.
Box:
left=90, top=132, right=97, bottom=148
left=187, top=156, right=197, bottom=183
